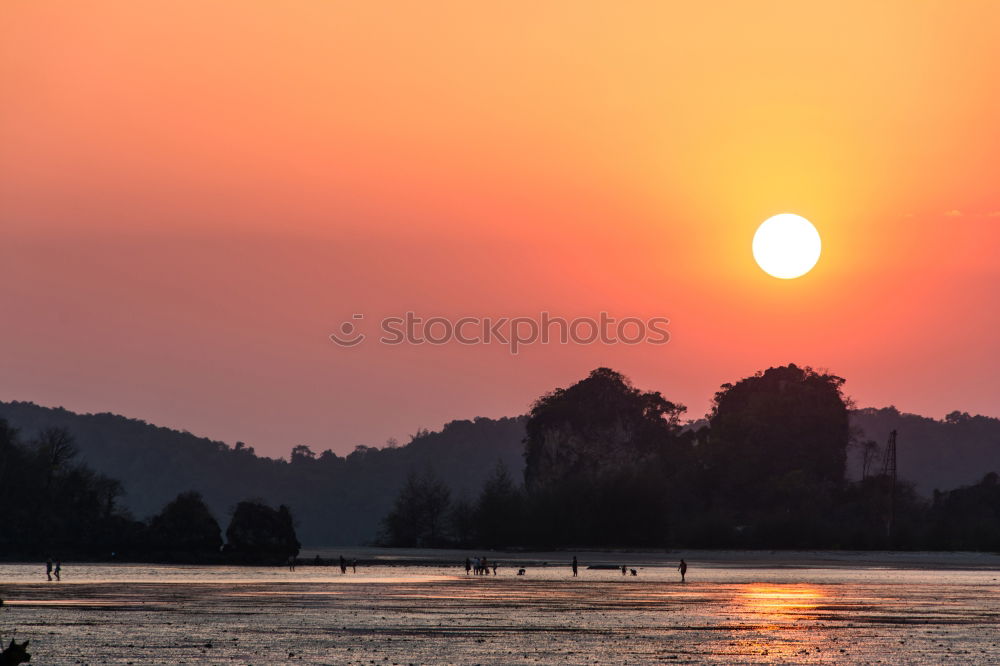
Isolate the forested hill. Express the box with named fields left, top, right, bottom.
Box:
left=0, top=401, right=525, bottom=546
left=847, top=407, right=1000, bottom=494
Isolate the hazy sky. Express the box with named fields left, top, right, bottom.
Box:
left=2, top=1, right=998, bottom=457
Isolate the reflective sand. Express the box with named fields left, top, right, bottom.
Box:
left=2, top=552, right=999, bottom=664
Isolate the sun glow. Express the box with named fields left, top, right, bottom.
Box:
left=743, top=585, right=824, bottom=612
left=752, top=214, right=822, bottom=279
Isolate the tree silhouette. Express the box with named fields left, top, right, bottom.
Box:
left=380, top=470, right=452, bottom=547
left=147, top=491, right=223, bottom=559
left=224, top=500, right=300, bottom=562
left=473, top=462, right=524, bottom=548
left=290, top=445, right=316, bottom=464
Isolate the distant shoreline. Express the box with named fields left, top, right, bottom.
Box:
left=297, top=547, right=1000, bottom=570
left=4, top=548, right=998, bottom=570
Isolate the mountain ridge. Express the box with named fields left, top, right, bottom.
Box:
left=1, top=400, right=997, bottom=545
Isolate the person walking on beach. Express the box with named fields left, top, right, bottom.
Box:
left=621, top=565, right=627, bottom=576
left=45, top=558, right=53, bottom=581
left=54, top=561, right=61, bottom=581
left=572, top=556, right=578, bottom=577
left=352, top=559, right=357, bottom=573
left=492, top=561, right=497, bottom=576
left=339, top=555, right=347, bottom=574
left=465, top=557, right=471, bottom=575
left=678, top=559, right=687, bottom=583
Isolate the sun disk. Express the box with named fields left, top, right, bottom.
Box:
left=752, top=214, right=822, bottom=279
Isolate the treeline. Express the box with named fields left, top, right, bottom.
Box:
left=4, top=369, right=999, bottom=551
left=3, top=399, right=999, bottom=547
left=380, top=366, right=1000, bottom=551
left=0, top=420, right=299, bottom=563
left=0, top=401, right=525, bottom=545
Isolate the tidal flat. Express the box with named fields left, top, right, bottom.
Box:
left=2, top=550, right=1000, bottom=664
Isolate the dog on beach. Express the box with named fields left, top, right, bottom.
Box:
left=517, top=568, right=526, bottom=576
left=0, top=638, right=31, bottom=665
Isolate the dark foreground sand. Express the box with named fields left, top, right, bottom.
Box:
left=2, top=558, right=1000, bottom=664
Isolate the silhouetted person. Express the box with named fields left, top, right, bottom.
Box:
left=465, top=558, right=471, bottom=575
left=288, top=556, right=295, bottom=571
left=352, top=559, right=357, bottom=573
left=492, top=562, right=497, bottom=576
left=54, top=561, right=61, bottom=581
left=339, top=555, right=347, bottom=574
left=45, top=558, right=52, bottom=581
left=621, top=565, right=627, bottom=576
left=572, top=556, right=578, bottom=577
left=678, top=559, right=687, bottom=582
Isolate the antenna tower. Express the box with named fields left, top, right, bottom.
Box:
left=881, top=429, right=898, bottom=542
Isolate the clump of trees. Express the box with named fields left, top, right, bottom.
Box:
left=381, top=367, right=701, bottom=548
left=380, top=365, right=1000, bottom=551
left=146, top=491, right=224, bottom=561
left=0, top=420, right=299, bottom=563
left=928, top=472, right=1000, bottom=550
left=0, top=421, right=136, bottom=558
left=224, top=500, right=300, bottom=563
left=696, top=364, right=851, bottom=547
left=523, top=368, right=696, bottom=547
left=379, top=471, right=453, bottom=547
left=471, top=463, right=525, bottom=548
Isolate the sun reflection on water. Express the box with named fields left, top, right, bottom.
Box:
left=717, top=584, right=830, bottom=662
left=743, top=584, right=824, bottom=613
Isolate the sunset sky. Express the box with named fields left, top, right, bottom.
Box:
left=2, top=1, right=998, bottom=456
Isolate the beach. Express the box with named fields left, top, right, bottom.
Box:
left=2, top=550, right=1000, bottom=664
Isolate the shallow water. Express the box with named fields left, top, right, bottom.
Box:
left=2, top=552, right=999, bottom=664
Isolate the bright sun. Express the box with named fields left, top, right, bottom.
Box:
left=752, top=214, right=822, bottom=279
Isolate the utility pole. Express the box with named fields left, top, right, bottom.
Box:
left=881, top=429, right=898, bottom=542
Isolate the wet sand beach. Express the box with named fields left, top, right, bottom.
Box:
left=2, top=551, right=999, bottom=664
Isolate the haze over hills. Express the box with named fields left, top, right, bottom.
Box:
left=0, top=400, right=997, bottom=545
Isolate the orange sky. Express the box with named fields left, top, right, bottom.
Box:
left=2, top=1, right=998, bottom=455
